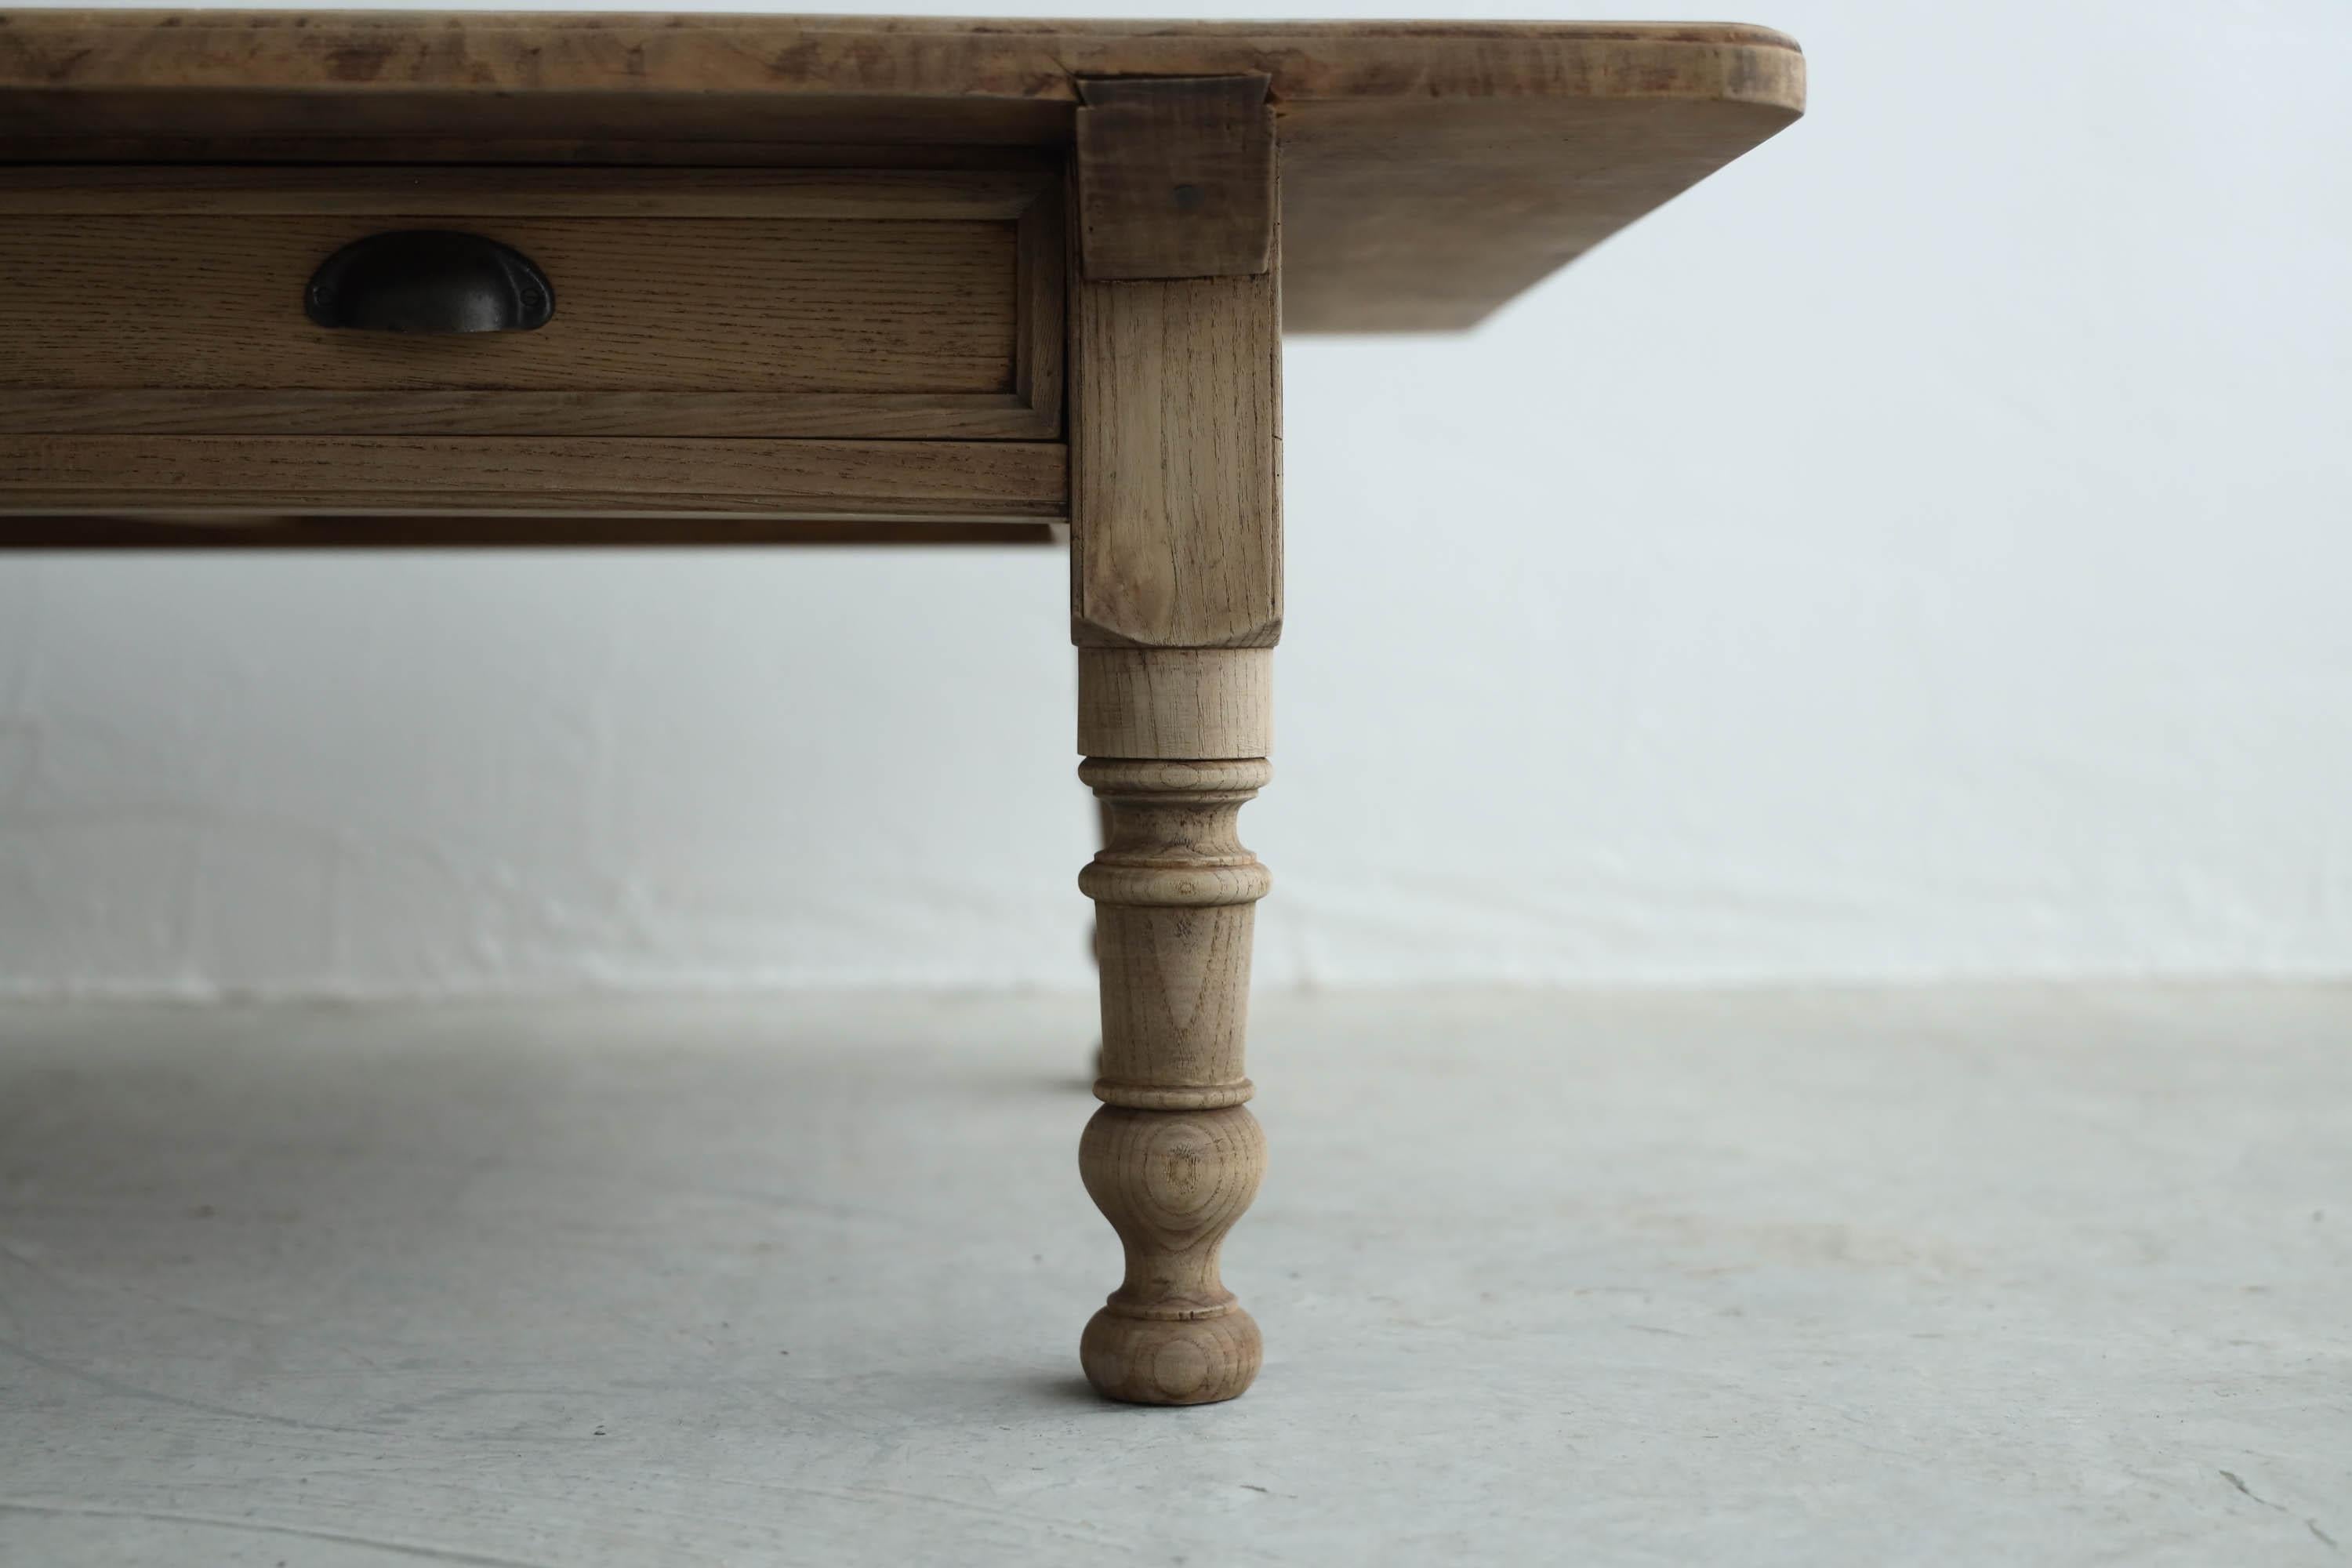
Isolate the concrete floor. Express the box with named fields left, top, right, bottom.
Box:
left=0, top=987, right=2344, bottom=1566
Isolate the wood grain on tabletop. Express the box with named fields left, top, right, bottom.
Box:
left=0, top=13, right=1807, bottom=332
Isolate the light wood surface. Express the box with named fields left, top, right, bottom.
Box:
left=0, top=166, right=1062, bottom=441
left=1076, top=648, right=1273, bottom=760
left=1074, top=74, right=1275, bottom=283
left=1069, top=169, right=1281, bottom=649
left=0, top=516, right=1064, bottom=549
left=0, top=437, right=1066, bottom=521
left=0, top=164, right=1051, bottom=216
left=2, top=218, right=1008, bottom=387
left=0, top=12, right=1806, bottom=331
left=1078, top=756, right=1271, bottom=1406
left=0, top=390, right=1053, bottom=442
left=1066, top=89, right=1283, bottom=1403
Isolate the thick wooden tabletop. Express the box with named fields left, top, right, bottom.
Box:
left=0, top=12, right=1805, bottom=330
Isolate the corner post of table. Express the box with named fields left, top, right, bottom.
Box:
left=1066, top=74, right=1283, bottom=1405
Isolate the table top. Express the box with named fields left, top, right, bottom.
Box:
left=0, top=12, right=1805, bottom=331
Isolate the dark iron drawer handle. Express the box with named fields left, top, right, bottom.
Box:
left=304, top=230, right=555, bottom=333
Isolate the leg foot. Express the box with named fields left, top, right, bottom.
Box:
left=1078, top=1103, right=1266, bottom=1404
left=1081, top=1306, right=1262, bottom=1406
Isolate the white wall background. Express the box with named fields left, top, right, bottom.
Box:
left=4, top=0, right=2348, bottom=998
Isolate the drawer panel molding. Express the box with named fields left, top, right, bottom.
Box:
left=0, top=166, right=1065, bottom=441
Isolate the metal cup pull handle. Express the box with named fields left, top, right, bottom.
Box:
left=305, top=230, right=554, bottom=333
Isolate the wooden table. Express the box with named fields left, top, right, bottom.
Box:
left=0, top=10, right=1805, bottom=1404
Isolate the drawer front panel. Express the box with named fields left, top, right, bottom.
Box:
left=0, top=168, right=1064, bottom=439
left=6, top=217, right=1014, bottom=392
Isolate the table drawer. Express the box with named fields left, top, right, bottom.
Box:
left=0, top=167, right=1064, bottom=440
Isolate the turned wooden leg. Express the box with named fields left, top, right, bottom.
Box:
left=1065, top=80, right=1282, bottom=1402
left=1073, top=650, right=1272, bottom=1404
